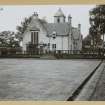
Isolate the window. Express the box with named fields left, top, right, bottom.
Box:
left=31, top=32, right=33, bottom=43
left=48, top=43, right=50, bottom=46
left=31, top=31, right=38, bottom=44
left=52, top=31, right=56, bottom=39
left=52, top=44, right=56, bottom=49
left=57, top=18, right=60, bottom=23
left=71, top=45, right=72, bottom=50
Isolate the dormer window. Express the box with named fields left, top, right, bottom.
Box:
left=52, top=31, right=57, bottom=39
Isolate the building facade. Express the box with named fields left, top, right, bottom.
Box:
left=22, top=8, right=82, bottom=54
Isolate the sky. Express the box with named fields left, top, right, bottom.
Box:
left=0, top=5, right=95, bottom=38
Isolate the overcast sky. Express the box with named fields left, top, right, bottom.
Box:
left=0, top=5, right=95, bottom=37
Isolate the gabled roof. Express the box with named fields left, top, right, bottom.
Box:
left=25, top=16, right=81, bottom=40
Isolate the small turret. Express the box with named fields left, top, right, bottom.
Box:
left=78, top=23, right=81, bottom=32
left=68, top=14, right=72, bottom=24
left=54, top=8, right=65, bottom=23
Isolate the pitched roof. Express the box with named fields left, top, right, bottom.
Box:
left=44, top=22, right=70, bottom=36
left=26, top=17, right=80, bottom=40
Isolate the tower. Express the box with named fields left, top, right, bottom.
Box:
left=68, top=14, right=72, bottom=24
left=68, top=14, right=73, bottom=51
left=54, top=8, right=66, bottom=23
left=78, top=23, right=82, bottom=50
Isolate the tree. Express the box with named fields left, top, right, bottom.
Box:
left=16, top=16, right=32, bottom=41
left=0, top=31, right=20, bottom=47
left=89, top=5, right=105, bottom=50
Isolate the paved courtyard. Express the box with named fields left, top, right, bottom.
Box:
left=0, top=59, right=100, bottom=100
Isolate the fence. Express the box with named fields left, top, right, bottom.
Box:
left=0, top=47, right=105, bottom=59
left=22, top=48, right=105, bottom=55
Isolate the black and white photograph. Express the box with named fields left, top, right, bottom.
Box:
left=0, top=5, right=104, bottom=101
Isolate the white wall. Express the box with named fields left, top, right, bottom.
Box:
left=38, top=27, right=48, bottom=44
left=22, top=31, right=31, bottom=51
left=54, top=17, right=65, bottom=23
left=49, top=36, right=68, bottom=51
left=22, top=18, right=49, bottom=52
left=60, top=17, right=65, bottom=23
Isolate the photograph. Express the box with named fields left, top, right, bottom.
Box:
left=0, top=5, right=104, bottom=101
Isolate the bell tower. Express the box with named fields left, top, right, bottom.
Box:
left=54, top=8, right=65, bottom=23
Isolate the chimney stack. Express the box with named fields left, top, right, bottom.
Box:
left=33, top=12, right=38, bottom=19
left=78, top=23, right=81, bottom=32
left=68, top=14, right=72, bottom=24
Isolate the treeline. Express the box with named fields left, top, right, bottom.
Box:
left=0, top=31, right=20, bottom=48
left=0, top=15, right=33, bottom=48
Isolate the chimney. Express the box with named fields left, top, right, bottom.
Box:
left=33, top=12, right=38, bottom=19
left=78, top=23, right=81, bottom=32
left=68, top=14, right=72, bottom=24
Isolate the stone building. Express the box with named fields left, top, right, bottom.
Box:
left=22, top=8, right=82, bottom=54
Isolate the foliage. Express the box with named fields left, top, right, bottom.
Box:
left=0, top=31, right=20, bottom=47
left=83, top=34, right=92, bottom=46
left=89, top=5, right=105, bottom=45
left=16, top=16, right=32, bottom=41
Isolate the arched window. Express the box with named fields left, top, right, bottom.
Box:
left=57, top=18, right=60, bottom=23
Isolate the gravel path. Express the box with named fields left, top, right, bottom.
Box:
left=90, top=61, right=105, bottom=101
